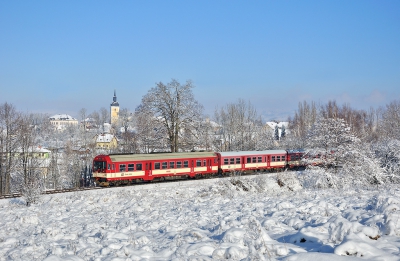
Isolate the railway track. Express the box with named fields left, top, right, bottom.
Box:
left=0, top=169, right=294, bottom=200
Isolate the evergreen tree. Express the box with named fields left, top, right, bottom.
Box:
left=274, top=125, right=279, bottom=141
left=281, top=125, right=286, bottom=139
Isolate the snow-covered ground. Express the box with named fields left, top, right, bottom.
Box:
left=1, top=173, right=400, bottom=261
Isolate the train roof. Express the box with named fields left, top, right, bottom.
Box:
left=219, top=150, right=287, bottom=157
left=103, top=152, right=218, bottom=162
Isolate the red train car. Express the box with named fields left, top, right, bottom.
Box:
left=93, top=152, right=220, bottom=186
left=286, top=149, right=306, bottom=169
left=219, top=150, right=288, bottom=173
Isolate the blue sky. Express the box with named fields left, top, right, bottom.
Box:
left=1, top=1, right=399, bottom=120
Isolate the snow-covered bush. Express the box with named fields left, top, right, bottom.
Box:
left=301, top=166, right=337, bottom=189
left=373, top=139, right=400, bottom=183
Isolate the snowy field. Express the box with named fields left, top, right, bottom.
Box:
left=1, top=173, right=400, bottom=261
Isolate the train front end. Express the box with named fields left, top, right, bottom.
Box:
left=92, top=154, right=111, bottom=186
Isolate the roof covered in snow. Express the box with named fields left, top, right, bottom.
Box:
left=96, top=133, right=116, bottom=143
left=265, top=121, right=288, bottom=129
left=49, top=114, right=77, bottom=121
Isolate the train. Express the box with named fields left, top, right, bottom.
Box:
left=92, top=149, right=306, bottom=186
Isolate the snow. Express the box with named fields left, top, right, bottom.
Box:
left=1, top=174, right=400, bottom=260
left=95, top=133, right=115, bottom=143
left=49, top=114, right=77, bottom=121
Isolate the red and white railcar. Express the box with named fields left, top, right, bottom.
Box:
left=286, top=149, right=305, bottom=169
left=219, top=150, right=288, bottom=173
left=93, top=152, right=220, bottom=186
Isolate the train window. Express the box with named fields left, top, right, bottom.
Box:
left=184, top=161, right=189, bottom=168
left=252, top=157, right=256, bottom=163
left=230, top=158, right=234, bottom=164
left=196, top=160, right=201, bottom=167
left=224, top=159, right=229, bottom=165
left=247, top=157, right=251, bottom=163
left=136, top=163, right=142, bottom=171
left=272, top=156, right=275, bottom=162
left=282, top=156, right=286, bottom=161
left=119, top=164, right=126, bottom=172
left=236, top=158, right=240, bottom=164
left=94, top=161, right=106, bottom=171
left=162, top=162, right=167, bottom=169
left=128, top=164, right=134, bottom=171
left=277, top=156, right=281, bottom=161
left=177, top=161, right=182, bottom=168
left=203, top=160, right=206, bottom=166
left=258, top=157, right=262, bottom=163
left=170, top=161, right=175, bottom=168
left=108, top=164, right=110, bottom=170
left=155, top=162, right=160, bottom=169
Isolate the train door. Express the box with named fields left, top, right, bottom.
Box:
left=145, top=162, right=152, bottom=179
left=207, top=158, right=212, bottom=173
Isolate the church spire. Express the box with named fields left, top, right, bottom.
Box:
left=110, top=90, right=120, bottom=125
left=111, top=89, right=119, bottom=106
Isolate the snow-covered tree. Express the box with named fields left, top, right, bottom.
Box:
left=213, top=99, right=263, bottom=151
left=306, top=117, right=356, bottom=168
left=0, top=103, right=21, bottom=195
left=137, top=79, right=203, bottom=152
left=305, top=116, right=384, bottom=188
left=134, top=105, right=170, bottom=153
left=379, top=100, right=400, bottom=140
left=373, top=139, right=400, bottom=183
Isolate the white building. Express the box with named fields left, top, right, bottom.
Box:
left=49, top=114, right=78, bottom=131
left=265, top=121, right=289, bottom=138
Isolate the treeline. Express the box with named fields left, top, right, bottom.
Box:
left=288, top=100, right=400, bottom=188
left=0, top=103, right=96, bottom=197
left=2, top=79, right=400, bottom=196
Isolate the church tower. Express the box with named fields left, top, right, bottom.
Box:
left=110, top=90, right=120, bottom=125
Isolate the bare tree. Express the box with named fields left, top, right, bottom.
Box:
left=0, top=103, right=21, bottom=195
left=137, top=79, right=203, bottom=152
left=288, top=100, right=317, bottom=146
left=213, top=99, right=262, bottom=151
left=134, top=105, right=167, bottom=153
left=118, top=108, right=137, bottom=153
left=380, top=100, right=400, bottom=140
left=97, top=107, right=109, bottom=133
left=79, top=108, right=87, bottom=132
